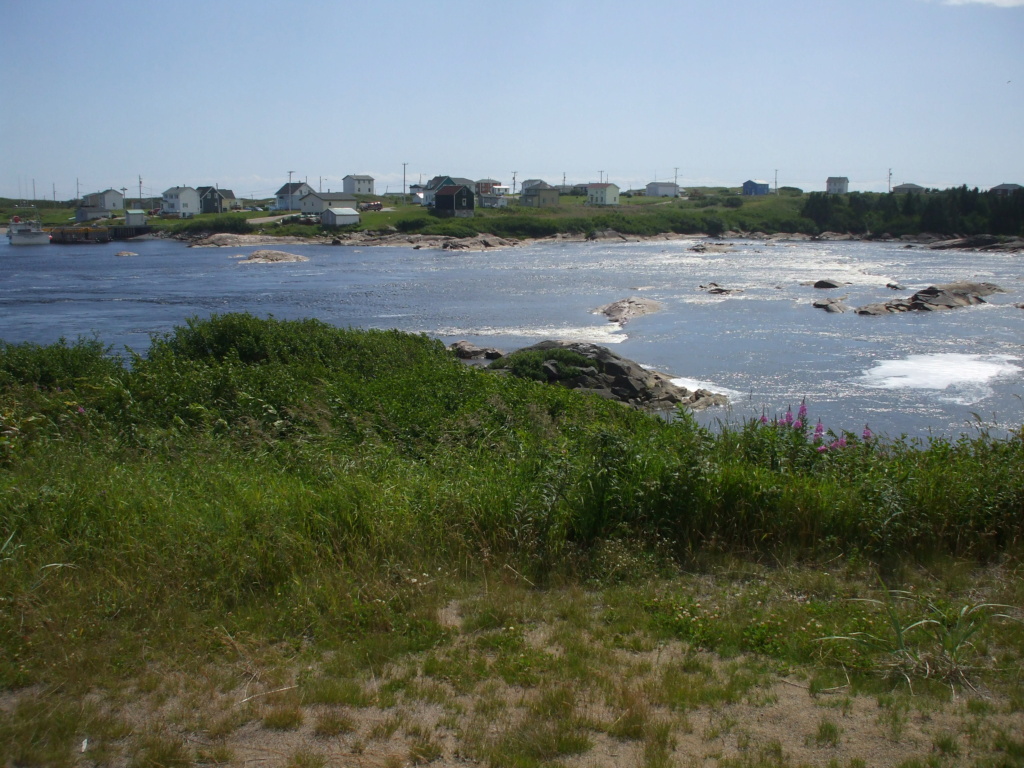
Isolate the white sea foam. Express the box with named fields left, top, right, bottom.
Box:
left=670, top=377, right=744, bottom=398
left=859, top=353, right=1022, bottom=404
left=435, top=324, right=626, bottom=344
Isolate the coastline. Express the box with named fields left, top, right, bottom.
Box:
left=181, top=228, right=1024, bottom=253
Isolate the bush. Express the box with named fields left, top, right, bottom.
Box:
left=489, top=348, right=596, bottom=382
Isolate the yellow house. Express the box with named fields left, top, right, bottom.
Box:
left=587, top=183, right=620, bottom=205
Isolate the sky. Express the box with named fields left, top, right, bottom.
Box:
left=1, top=0, right=1022, bottom=200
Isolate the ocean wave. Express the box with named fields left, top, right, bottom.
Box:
left=859, top=353, right=1022, bottom=405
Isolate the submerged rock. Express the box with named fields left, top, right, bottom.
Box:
left=235, top=249, right=309, bottom=264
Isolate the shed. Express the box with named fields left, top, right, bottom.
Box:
left=434, top=185, right=475, bottom=217
left=742, top=180, right=770, bottom=196
left=321, top=207, right=360, bottom=227
left=125, top=210, right=148, bottom=226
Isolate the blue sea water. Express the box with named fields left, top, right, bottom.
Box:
left=1, top=235, right=1022, bottom=439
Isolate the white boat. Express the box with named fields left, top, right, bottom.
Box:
left=7, top=213, right=50, bottom=245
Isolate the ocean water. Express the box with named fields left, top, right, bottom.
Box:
left=1, top=236, right=1022, bottom=439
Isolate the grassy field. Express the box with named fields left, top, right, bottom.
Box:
left=1, top=314, right=1022, bottom=765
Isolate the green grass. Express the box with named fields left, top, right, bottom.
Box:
left=1, top=313, right=1023, bottom=765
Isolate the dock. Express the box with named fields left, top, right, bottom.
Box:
left=49, top=225, right=151, bottom=244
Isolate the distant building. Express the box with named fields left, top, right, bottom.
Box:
left=75, top=206, right=109, bottom=222
left=81, top=189, right=124, bottom=210
left=434, top=185, right=475, bottom=217
left=161, top=186, right=200, bottom=217
left=587, top=183, right=620, bottom=206
left=475, top=178, right=501, bottom=195
left=275, top=182, right=314, bottom=210
left=423, top=175, right=475, bottom=206
left=197, top=186, right=238, bottom=214
left=990, top=183, right=1022, bottom=197
left=825, top=177, right=849, bottom=195
left=342, top=175, right=375, bottom=195
left=519, top=179, right=546, bottom=194
left=892, top=183, right=925, bottom=195
left=299, top=191, right=358, bottom=214
left=520, top=182, right=560, bottom=208
left=124, top=209, right=147, bottom=226
left=645, top=181, right=679, bottom=198
left=478, top=193, right=509, bottom=209
left=742, top=179, right=770, bottom=196
left=321, top=207, right=360, bottom=227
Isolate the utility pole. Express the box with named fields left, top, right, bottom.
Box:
left=52, top=183, right=56, bottom=202
left=402, top=162, right=408, bottom=198
left=32, top=179, right=36, bottom=200
left=138, top=176, right=143, bottom=207
left=888, top=168, right=892, bottom=193
left=599, top=170, right=604, bottom=184
left=774, top=169, right=778, bottom=194
left=511, top=171, right=517, bottom=194
left=77, top=178, right=80, bottom=200
left=674, top=167, right=679, bottom=186
left=120, top=187, right=127, bottom=210
left=287, top=170, right=294, bottom=210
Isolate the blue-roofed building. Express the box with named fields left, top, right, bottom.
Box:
left=742, top=179, right=770, bottom=196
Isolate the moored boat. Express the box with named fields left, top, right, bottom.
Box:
left=6, top=213, right=50, bottom=245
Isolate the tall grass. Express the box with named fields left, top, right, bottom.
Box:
left=1, top=314, right=1021, bottom=686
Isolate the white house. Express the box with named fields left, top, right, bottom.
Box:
left=321, top=207, right=360, bottom=227
left=275, top=182, right=314, bottom=211
left=519, top=179, right=545, bottom=194
left=826, top=177, right=849, bottom=195
left=645, top=181, right=679, bottom=198
left=161, top=186, right=201, bottom=217
left=587, top=183, right=620, bottom=206
left=299, top=191, right=358, bottom=214
left=342, top=175, right=375, bottom=195
left=82, top=189, right=124, bottom=210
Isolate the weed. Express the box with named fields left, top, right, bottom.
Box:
left=262, top=705, right=303, bottom=730
left=808, top=717, right=842, bottom=747
left=313, top=710, right=356, bottom=737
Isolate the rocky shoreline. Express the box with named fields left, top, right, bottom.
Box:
left=179, top=228, right=1024, bottom=253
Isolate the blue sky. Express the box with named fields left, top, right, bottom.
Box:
left=1, top=0, right=1021, bottom=200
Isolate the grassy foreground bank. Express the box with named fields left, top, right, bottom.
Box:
left=2, top=314, right=1022, bottom=766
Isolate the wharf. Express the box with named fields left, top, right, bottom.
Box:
left=50, top=225, right=151, bottom=244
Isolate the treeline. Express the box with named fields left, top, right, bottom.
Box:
left=801, top=186, right=1024, bottom=237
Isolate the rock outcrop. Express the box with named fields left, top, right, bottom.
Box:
left=235, top=250, right=309, bottom=264
left=500, top=340, right=728, bottom=411
left=812, top=298, right=849, bottom=313
left=448, top=340, right=503, bottom=360
left=596, top=297, right=662, bottom=324
left=855, top=282, right=1004, bottom=315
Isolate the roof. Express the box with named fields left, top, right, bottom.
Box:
left=163, top=186, right=196, bottom=194
left=745, top=179, right=770, bottom=185
left=197, top=186, right=236, bottom=198
left=990, top=183, right=1022, bottom=190
left=476, top=178, right=501, bottom=184
left=301, top=192, right=357, bottom=201
left=894, top=183, right=924, bottom=190
left=523, top=182, right=555, bottom=192
left=826, top=177, right=849, bottom=182
left=325, top=207, right=359, bottom=215
left=588, top=183, right=616, bottom=189
left=646, top=181, right=679, bottom=187
left=125, top=209, right=146, bottom=215
left=275, top=182, right=310, bottom=195
left=435, top=185, right=472, bottom=196
left=344, top=175, right=374, bottom=181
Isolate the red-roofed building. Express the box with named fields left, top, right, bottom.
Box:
left=587, top=183, right=620, bottom=206
left=434, top=185, right=475, bottom=217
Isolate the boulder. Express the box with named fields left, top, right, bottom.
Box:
left=813, top=279, right=843, bottom=289
left=855, top=282, right=1003, bottom=315
left=499, top=340, right=728, bottom=411
left=596, top=296, right=662, bottom=324
left=699, top=282, right=742, bottom=295
left=449, top=340, right=503, bottom=360
left=236, top=249, right=308, bottom=263
left=812, top=298, right=849, bottom=313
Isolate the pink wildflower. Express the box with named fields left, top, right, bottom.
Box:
left=77, top=406, right=86, bottom=415
left=837, top=436, right=847, bottom=449
left=793, top=420, right=803, bottom=430
left=783, top=407, right=793, bottom=426
left=798, top=398, right=808, bottom=422
left=759, top=409, right=768, bottom=425
left=817, top=445, right=828, bottom=453
left=862, top=424, right=873, bottom=441
left=813, top=420, right=824, bottom=441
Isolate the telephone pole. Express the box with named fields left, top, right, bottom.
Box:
left=511, top=171, right=517, bottom=194
left=774, top=169, right=778, bottom=194
left=888, top=168, right=892, bottom=193
left=120, top=187, right=127, bottom=210
left=599, top=170, right=604, bottom=184
left=402, top=162, right=408, bottom=197
left=287, top=170, right=295, bottom=210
